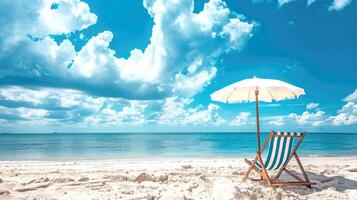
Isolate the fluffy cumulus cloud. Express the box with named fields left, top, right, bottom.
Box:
left=306, top=102, right=319, bottom=110
left=268, top=91, right=357, bottom=128
left=115, top=0, right=254, bottom=96
left=268, top=102, right=326, bottom=127
left=328, top=89, right=357, bottom=126
left=84, top=102, right=149, bottom=126
left=0, top=86, right=106, bottom=124
left=0, top=87, right=226, bottom=128
left=343, top=89, right=357, bottom=102
left=0, top=0, right=254, bottom=100
left=0, top=0, right=96, bottom=45
left=0, top=0, right=256, bottom=129
left=157, top=97, right=225, bottom=126
left=288, top=111, right=326, bottom=126
left=0, top=0, right=94, bottom=88
left=328, top=0, right=352, bottom=11
left=268, top=111, right=326, bottom=127
left=230, top=112, right=251, bottom=126
left=268, top=116, right=285, bottom=126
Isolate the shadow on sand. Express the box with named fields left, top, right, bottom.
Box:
left=274, top=170, right=357, bottom=196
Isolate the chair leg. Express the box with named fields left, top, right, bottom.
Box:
left=257, top=154, right=272, bottom=186
left=294, top=153, right=312, bottom=188
left=243, top=156, right=259, bottom=182
left=243, top=158, right=269, bottom=182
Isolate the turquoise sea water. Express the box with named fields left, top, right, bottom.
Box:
left=0, top=132, right=356, bottom=160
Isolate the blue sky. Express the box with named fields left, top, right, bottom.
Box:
left=0, top=0, right=356, bottom=133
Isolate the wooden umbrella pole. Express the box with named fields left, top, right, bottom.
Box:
left=255, top=89, right=261, bottom=152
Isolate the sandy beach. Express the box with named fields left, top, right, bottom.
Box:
left=0, top=157, right=356, bottom=200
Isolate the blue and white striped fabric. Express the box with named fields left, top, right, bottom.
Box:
left=255, top=132, right=303, bottom=170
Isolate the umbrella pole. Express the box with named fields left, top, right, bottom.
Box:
left=255, top=90, right=261, bottom=152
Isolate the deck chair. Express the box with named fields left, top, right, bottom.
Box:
left=242, top=131, right=315, bottom=188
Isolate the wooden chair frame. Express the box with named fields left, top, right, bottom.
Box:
left=242, top=131, right=315, bottom=188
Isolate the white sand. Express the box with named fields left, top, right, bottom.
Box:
left=0, top=157, right=356, bottom=200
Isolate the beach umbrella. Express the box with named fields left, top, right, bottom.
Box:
left=210, top=76, right=305, bottom=152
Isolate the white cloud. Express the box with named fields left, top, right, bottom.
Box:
left=329, top=102, right=357, bottom=125
left=268, top=116, right=285, bottom=126
left=71, top=31, right=117, bottom=79
left=158, top=97, right=225, bottom=126
left=0, top=86, right=109, bottom=125
left=0, top=0, right=96, bottom=47
left=173, top=65, right=217, bottom=96
left=267, top=107, right=326, bottom=127
left=267, top=90, right=357, bottom=128
left=38, top=0, right=97, bottom=37
left=114, top=0, right=254, bottom=96
left=0, top=86, right=105, bottom=111
left=0, top=87, right=227, bottom=127
left=71, top=0, right=254, bottom=98
left=254, top=0, right=353, bottom=11
left=0, top=0, right=256, bottom=129
left=288, top=111, right=326, bottom=126
left=230, top=112, right=251, bottom=126
left=307, top=0, right=317, bottom=6
left=0, top=106, right=48, bottom=120
left=0, top=0, right=94, bottom=87
left=328, top=90, right=357, bottom=126
left=0, top=87, right=49, bottom=105
left=306, top=102, right=319, bottom=110
left=0, top=0, right=254, bottom=100
left=17, top=107, right=49, bottom=119
left=85, top=102, right=148, bottom=126
left=328, top=0, right=352, bottom=11
left=278, top=0, right=294, bottom=7
left=343, top=89, right=357, bottom=102
left=267, top=111, right=326, bottom=127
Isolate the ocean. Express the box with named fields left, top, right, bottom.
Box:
left=0, top=132, right=356, bottom=160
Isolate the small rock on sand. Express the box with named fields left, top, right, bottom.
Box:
left=78, top=177, right=89, bottom=182
left=181, top=165, right=192, bottom=169
left=200, top=175, right=209, bottom=182
left=348, top=168, right=357, bottom=172
left=0, top=190, right=10, bottom=195
left=121, top=190, right=134, bottom=195
left=0, top=178, right=2, bottom=183
left=135, top=173, right=154, bottom=183
left=157, top=174, right=168, bottom=183
left=147, top=194, right=155, bottom=200
left=232, top=171, right=240, bottom=175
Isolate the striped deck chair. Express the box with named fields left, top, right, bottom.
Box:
left=243, top=131, right=315, bottom=188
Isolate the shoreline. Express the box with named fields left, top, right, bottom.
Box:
left=0, top=155, right=356, bottom=162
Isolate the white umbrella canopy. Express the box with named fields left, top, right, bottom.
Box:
left=210, top=76, right=305, bottom=152
left=210, top=76, right=305, bottom=103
